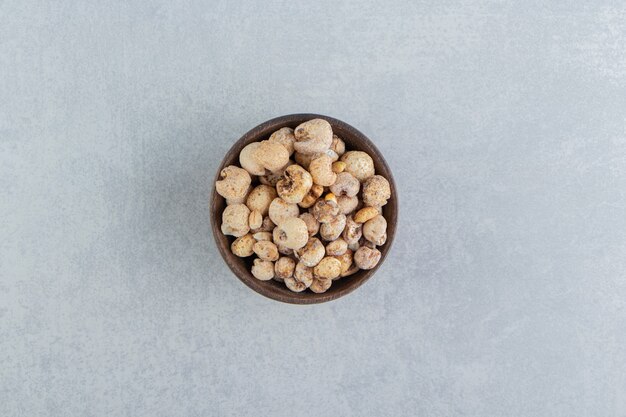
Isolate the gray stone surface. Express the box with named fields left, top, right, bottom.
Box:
left=2, top=1, right=626, bottom=416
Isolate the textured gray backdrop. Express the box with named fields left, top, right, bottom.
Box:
left=1, top=1, right=625, bottom=416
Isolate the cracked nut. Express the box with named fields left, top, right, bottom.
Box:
left=276, top=164, right=313, bottom=204
left=309, top=154, right=337, bottom=187
left=294, top=119, right=333, bottom=155
left=221, top=203, right=250, bottom=237
left=216, top=165, right=252, bottom=200
left=363, top=175, right=391, bottom=207
left=295, top=237, right=325, bottom=267
left=253, top=240, right=279, bottom=261
left=251, top=259, right=274, bottom=280
left=231, top=234, right=256, bottom=257
left=340, top=151, right=375, bottom=182
left=272, top=217, right=309, bottom=250
left=354, top=246, right=381, bottom=270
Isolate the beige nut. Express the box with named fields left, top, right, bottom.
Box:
left=246, top=185, right=277, bottom=215
left=251, top=259, right=275, bottom=280
left=272, top=217, right=309, bottom=250
left=340, top=151, right=375, bottom=182
left=215, top=166, right=252, bottom=200
left=342, top=215, right=362, bottom=244
left=253, top=240, right=279, bottom=261
left=299, top=212, right=320, bottom=237
left=298, top=184, right=324, bottom=209
left=353, top=207, right=379, bottom=223
left=230, top=234, right=256, bottom=257
left=309, top=277, right=332, bottom=293
left=293, top=119, right=333, bottom=155
left=248, top=210, right=263, bottom=230
left=334, top=249, right=354, bottom=277
left=363, top=215, right=387, bottom=246
left=330, top=134, right=346, bottom=156
left=336, top=195, right=359, bottom=214
left=252, top=231, right=272, bottom=241
left=295, top=237, right=325, bottom=267
left=309, top=154, right=337, bottom=186
left=313, top=257, right=342, bottom=280
left=251, top=216, right=275, bottom=233
left=268, top=127, right=296, bottom=156
left=268, top=197, right=299, bottom=225
left=329, top=172, right=360, bottom=197
left=326, top=238, right=348, bottom=256
left=221, top=203, right=250, bottom=237
left=354, top=246, right=381, bottom=270
left=293, top=261, right=314, bottom=287
left=332, top=161, right=346, bottom=173
left=363, top=175, right=391, bottom=207
left=312, top=199, right=340, bottom=224
left=320, top=214, right=346, bottom=241
left=239, top=142, right=266, bottom=176
left=254, top=140, right=290, bottom=172
left=276, top=164, right=313, bottom=204
left=274, top=257, right=296, bottom=282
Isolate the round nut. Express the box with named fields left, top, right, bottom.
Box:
left=332, top=161, right=346, bottom=173
left=320, top=214, right=346, bottom=241
left=298, top=184, right=324, bottom=209
left=329, top=172, right=360, bottom=197
left=309, top=277, right=332, bottom=293
left=354, top=207, right=379, bottom=223
left=342, top=215, right=362, bottom=244
left=354, top=246, right=381, bottom=270
left=268, top=197, right=299, bottom=225
left=272, top=217, right=309, bottom=250
left=268, top=127, right=296, bottom=156
left=251, top=259, right=274, bottom=280
left=248, top=210, right=263, bottom=230
left=274, top=257, right=296, bottom=282
left=340, top=151, right=375, bottom=182
left=336, top=195, right=359, bottom=214
left=295, top=237, right=325, bottom=267
left=215, top=166, right=252, bottom=200
left=334, top=248, right=354, bottom=276
left=299, top=212, right=320, bottom=237
left=363, top=215, right=387, bottom=246
left=251, top=216, right=275, bottom=233
left=330, top=134, right=346, bottom=156
left=254, top=140, right=290, bottom=172
left=276, top=164, right=313, bottom=204
left=313, top=257, right=342, bottom=280
left=312, top=199, right=339, bottom=224
left=239, top=143, right=266, bottom=176
left=253, top=240, right=279, bottom=261
left=293, top=119, right=333, bottom=155
left=363, top=175, right=391, bottom=207
left=309, top=154, right=337, bottom=186
left=326, top=238, right=348, bottom=256
left=230, top=234, right=256, bottom=257
left=221, top=203, right=250, bottom=237
left=293, top=261, right=314, bottom=287
left=246, top=185, right=277, bottom=215
left=252, top=231, right=272, bottom=241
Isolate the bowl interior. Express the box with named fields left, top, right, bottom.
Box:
left=211, top=114, right=397, bottom=304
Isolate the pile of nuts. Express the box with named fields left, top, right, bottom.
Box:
left=215, top=118, right=391, bottom=294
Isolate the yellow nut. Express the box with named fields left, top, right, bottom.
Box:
left=353, top=207, right=379, bottom=223
left=331, top=161, right=346, bottom=173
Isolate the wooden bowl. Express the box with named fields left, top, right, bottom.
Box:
left=210, top=114, right=398, bottom=304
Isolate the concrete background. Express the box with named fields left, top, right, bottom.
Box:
left=1, top=1, right=625, bottom=416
